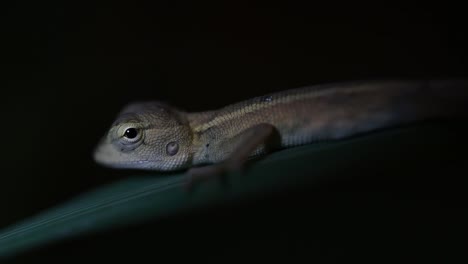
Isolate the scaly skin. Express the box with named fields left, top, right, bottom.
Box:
left=93, top=79, right=468, bottom=176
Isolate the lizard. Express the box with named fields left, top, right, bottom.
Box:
left=93, top=79, right=468, bottom=190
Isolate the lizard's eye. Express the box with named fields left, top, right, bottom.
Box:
left=124, top=128, right=138, bottom=139
left=119, top=126, right=143, bottom=144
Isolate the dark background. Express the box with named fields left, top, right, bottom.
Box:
left=1, top=1, right=468, bottom=258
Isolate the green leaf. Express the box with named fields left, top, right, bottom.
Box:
left=0, top=121, right=466, bottom=259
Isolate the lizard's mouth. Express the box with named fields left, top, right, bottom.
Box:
left=93, top=140, right=164, bottom=170
left=93, top=138, right=124, bottom=168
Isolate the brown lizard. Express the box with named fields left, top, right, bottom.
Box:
left=93, top=79, right=468, bottom=189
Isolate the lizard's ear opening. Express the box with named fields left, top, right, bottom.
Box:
left=166, top=141, right=179, bottom=156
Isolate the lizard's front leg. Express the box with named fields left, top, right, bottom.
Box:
left=184, top=123, right=280, bottom=191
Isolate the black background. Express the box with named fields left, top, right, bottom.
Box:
left=1, top=1, right=468, bottom=260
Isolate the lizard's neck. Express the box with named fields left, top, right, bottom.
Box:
left=187, top=110, right=218, bottom=166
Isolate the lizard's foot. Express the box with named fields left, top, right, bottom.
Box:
left=184, top=161, right=245, bottom=192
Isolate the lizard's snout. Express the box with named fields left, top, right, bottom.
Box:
left=93, top=136, right=112, bottom=166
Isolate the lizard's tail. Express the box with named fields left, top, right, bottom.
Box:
left=328, top=79, right=468, bottom=140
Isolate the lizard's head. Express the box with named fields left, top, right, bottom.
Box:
left=93, top=101, right=193, bottom=171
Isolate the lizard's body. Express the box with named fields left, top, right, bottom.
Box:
left=93, top=80, right=468, bottom=177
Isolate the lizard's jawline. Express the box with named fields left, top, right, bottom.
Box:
left=98, top=159, right=170, bottom=170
